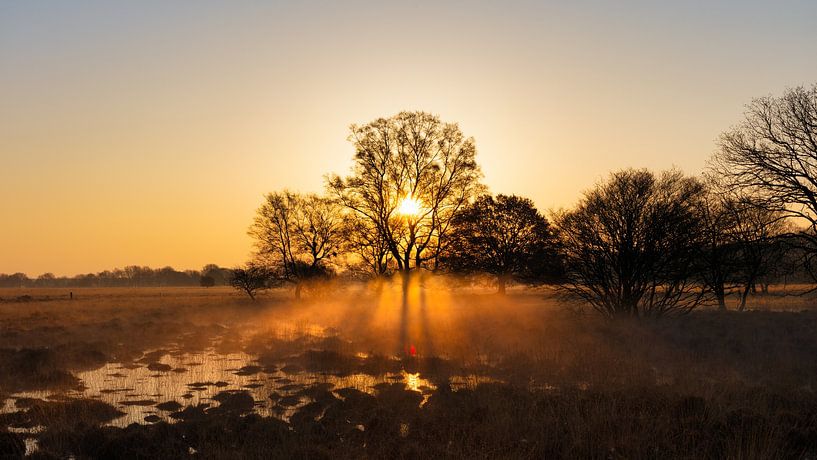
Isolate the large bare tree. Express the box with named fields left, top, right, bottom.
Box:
left=554, top=169, right=707, bottom=318
left=712, top=84, right=817, bottom=279
left=327, top=111, right=483, bottom=275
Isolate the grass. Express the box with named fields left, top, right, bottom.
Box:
left=0, top=283, right=815, bottom=458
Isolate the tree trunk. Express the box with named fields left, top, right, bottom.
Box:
left=715, top=283, right=726, bottom=311
left=497, top=274, right=508, bottom=295
left=294, top=283, right=302, bottom=300
left=738, top=284, right=751, bottom=311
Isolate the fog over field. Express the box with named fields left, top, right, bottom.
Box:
left=1, top=283, right=817, bottom=458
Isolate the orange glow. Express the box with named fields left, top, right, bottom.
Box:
left=2, top=3, right=813, bottom=275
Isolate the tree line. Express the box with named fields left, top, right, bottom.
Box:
left=235, top=83, right=817, bottom=317
left=0, top=264, right=233, bottom=288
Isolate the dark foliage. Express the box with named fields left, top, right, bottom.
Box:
left=0, top=264, right=232, bottom=288
left=555, top=169, right=708, bottom=317
left=228, top=266, right=273, bottom=300
left=443, top=194, right=562, bottom=292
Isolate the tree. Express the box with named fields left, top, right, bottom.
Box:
left=726, top=197, right=789, bottom=310
left=229, top=265, right=272, bottom=300
left=36, top=273, right=57, bottom=287
left=201, top=264, right=230, bottom=285
left=697, top=189, right=738, bottom=310
left=443, top=194, right=560, bottom=293
left=341, top=215, right=393, bottom=278
left=697, top=186, right=789, bottom=310
left=249, top=191, right=343, bottom=298
left=554, top=169, right=707, bottom=318
left=327, top=111, right=483, bottom=277
left=712, top=84, right=817, bottom=279
left=200, top=275, right=216, bottom=287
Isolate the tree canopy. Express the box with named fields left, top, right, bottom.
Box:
left=555, top=169, right=707, bottom=317
left=328, top=111, right=483, bottom=273
left=249, top=191, right=343, bottom=297
left=712, top=84, right=817, bottom=276
left=444, top=194, right=560, bottom=293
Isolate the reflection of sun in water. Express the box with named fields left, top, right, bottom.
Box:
left=404, top=372, right=422, bottom=392
left=397, top=196, right=422, bottom=217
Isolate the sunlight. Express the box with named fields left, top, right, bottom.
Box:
left=397, top=196, right=423, bottom=217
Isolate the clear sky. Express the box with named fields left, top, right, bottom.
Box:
left=2, top=0, right=816, bottom=276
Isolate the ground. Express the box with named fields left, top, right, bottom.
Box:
left=0, top=282, right=816, bottom=459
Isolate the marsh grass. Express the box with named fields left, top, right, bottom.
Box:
left=0, top=285, right=815, bottom=458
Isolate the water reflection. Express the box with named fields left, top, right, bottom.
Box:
left=0, top=347, right=498, bottom=427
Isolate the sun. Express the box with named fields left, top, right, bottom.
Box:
left=397, top=196, right=423, bottom=217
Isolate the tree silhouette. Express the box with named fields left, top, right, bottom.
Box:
left=201, top=264, right=230, bottom=285
left=713, top=84, right=817, bottom=279
left=341, top=215, right=393, bottom=277
left=327, top=111, right=483, bottom=275
left=0, top=264, right=232, bottom=288
left=698, top=189, right=740, bottom=310
left=199, top=275, right=216, bottom=287
left=443, top=194, right=560, bottom=293
left=229, top=265, right=272, bottom=300
left=249, top=191, right=343, bottom=298
left=726, top=196, right=790, bottom=310
left=555, top=169, right=707, bottom=317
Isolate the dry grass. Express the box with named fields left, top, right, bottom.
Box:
left=0, top=283, right=816, bottom=458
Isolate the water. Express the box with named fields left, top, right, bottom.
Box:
left=0, top=347, right=461, bottom=428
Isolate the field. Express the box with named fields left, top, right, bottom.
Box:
left=1, top=283, right=816, bottom=459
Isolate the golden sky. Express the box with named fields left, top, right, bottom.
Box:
left=2, top=1, right=816, bottom=276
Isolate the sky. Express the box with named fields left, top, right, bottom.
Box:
left=2, top=0, right=816, bottom=276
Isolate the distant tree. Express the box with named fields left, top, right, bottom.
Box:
left=35, top=273, right=57, bottom=287
left=0, top=266, right=233, bottom=289
left=554, top=169, right=707, bottom=317
left=76, top=273, right=98, bottom=288
left=200, top=275, right=216, bottom=287
left=249, top=191, right=343, bottom=298
left=123, top=265, right=147, bottom=286
left=443, top=194, right=561, bottom=293
left=698, top=189, right=740, bottom=310
left=229, top=265, right=272, bottom=300
left=201, top=264, right=229, bottom=285
left=726, top=197, right=790, bottom=310
left=3, top=273, right=30, bottom=288
left=697, top=186, right=790, bottom=310
left=327, top=111, right=483, bottom=278
left=712, top=84, right=817, bottom=280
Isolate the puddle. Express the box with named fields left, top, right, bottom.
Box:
left=0, top=347, right=481, bottom=428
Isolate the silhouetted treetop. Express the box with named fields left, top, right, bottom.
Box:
left=327, top=111, right=483, bottom=273
left=249, top=191, right=343, bottom=298
left=712, top=84, right=817, bottom=279
left=555, top=169, right=707, bottom=317
left=443, top=194, right=561, bottom=293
